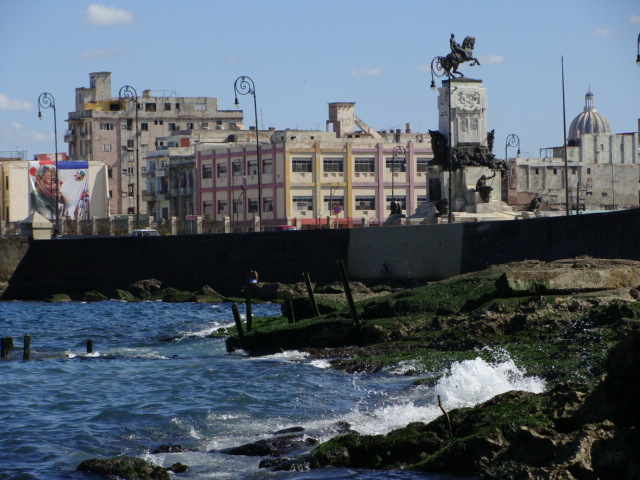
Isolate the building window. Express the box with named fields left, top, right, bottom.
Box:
left=202, top=165, right=212, bottom=179
left=140, top=123, right=148, bottom=131
left=355, top=196, right=375, bottom=210
left=99, top=122, right=114, bottom=131
left=534, top=168, right=539, bottom=174
left=247, top=160, right=258, bottom=175
left=233, top=198, right=243, bottom=214
left=386, top=195, right=406, bottom=210
left=145, top=103, right=156, bottom=112
left=232, top=161, right=244, bottom=176
left=263, top=197, right=274, bottom=212
left=127, top=139, right=134, bottom=148
left=602, top=192, right=608, bottom=197
left=127, top=184, right=134, bottom=196
left=164, top=103, right=171, bottom=111
left=154, top=120, right=164, bottom=125
left=248, top=198, right=259, bottom=213
left=169, top=123, right=178, bottom=131
left=417, top=195, right=427, bottom=204
left=553, top=169, right=558, bottom=175
left=203, top=201, right=213, bottom=216
left=417, top=158, right=430, bottom=172
left=216, top=163, right=228, bottom=178
left=217, top=200, right=228, bottom=215
left=571, top=167, right=577, bottom=175
left=103, top=144, right=112, bottom=152
left=263, top=158, right=273, bottom=174
left=195, top=103, right=206, bottom=111
left=292, top=157, right=312, bottom=173
left=386, top=157, right=406, bottom=172
left=187, top=123, right=194, bottom=130
left=355, top=158, right=375, bottom=173
left=202, top=122, right=209, bottom=129
left=324, top=196, right=344, bottom=212
left=107, top=167, right=112, bottom=178
left=293, top=196, right=313, bottom=211
left=323, top=157, right=344, bottom=173
left=587, top=168, right=591, bottom=174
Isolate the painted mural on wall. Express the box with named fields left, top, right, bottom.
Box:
left=28, top=161, right=90, bottom=221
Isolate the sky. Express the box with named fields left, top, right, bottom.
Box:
left=1, top=0, right=639, bottom=160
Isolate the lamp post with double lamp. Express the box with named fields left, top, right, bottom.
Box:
left=430, top=57, right=453, bottom=223
left=118, top=85, right=140, bottom=229
left=37, top=92, right=59, bottom=231
left=391, top=145, right=406, bottom=214
left=234, top=76, right=262, bottom=231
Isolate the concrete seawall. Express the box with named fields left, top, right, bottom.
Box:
left=4, top=208, right=640, bottom=300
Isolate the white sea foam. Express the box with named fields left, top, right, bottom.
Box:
left=341, top=355, right=546, bottom=436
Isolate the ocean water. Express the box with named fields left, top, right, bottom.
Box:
left=0, top=301, right=545, bottom=480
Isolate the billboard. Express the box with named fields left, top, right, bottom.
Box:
left=28, top=161, right=90, bottom=222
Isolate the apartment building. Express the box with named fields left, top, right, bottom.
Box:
left=65, top=72, right=244, bottom=215
left=197, top=103, right=434, bottom=231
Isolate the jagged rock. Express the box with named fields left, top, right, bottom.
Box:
left=222, top=434, right=317, bottom=457
left=129, top=279, right=162, bottom=300
left=77, top=456, right=170, bottom=480
left=194, top=285, right=225, bottom=303
left=151, top=444, right=188, bottom=454
left=251, top=282, right=299, bottom=301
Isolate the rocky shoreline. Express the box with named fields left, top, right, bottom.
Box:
left=44, top=257, right=640, bottom=479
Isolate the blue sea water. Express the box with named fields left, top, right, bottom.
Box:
left=0, top=301, right=544, bottom=480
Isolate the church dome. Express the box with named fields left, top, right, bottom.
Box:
left=568, top=90, right=611, bottom=144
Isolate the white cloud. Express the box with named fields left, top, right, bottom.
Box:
left=595, top=27, right=611, bottom=37
left=0, top=94, right=33, bottom=111
left=78, top=47, right=126, bottom=60
left=630, top=14, right=640, bottom=24
left=481, top=54, right=505, bottom=64
left=348, top=66, right=382, bottom=77
left=85, top=3, right=134, bottom=26
left=0, top=122, right=49, bottom=144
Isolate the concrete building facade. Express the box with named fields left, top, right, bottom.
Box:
left=197, top=103, right=433, bottom=231
left=65, top=72, right=244, bottom=216
left=507, top=91, right=639, bottom=212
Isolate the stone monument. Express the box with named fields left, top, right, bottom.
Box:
left=410, top=34, right=517, bottom=224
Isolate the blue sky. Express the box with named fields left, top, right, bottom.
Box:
left=1, top=0, right=639, bottom=159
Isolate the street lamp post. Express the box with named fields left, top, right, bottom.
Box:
left=391, top=145, right=406, bottom=214
left=37, top=92, right=59, bottom=231
left=430, top=57, right=453, bottom=223
left=504, top=134, right=520, bottom=206
left=234, top=76, right=262, bottom=231
left=636, top=32, right=640, bottom=67
left=119, top=85, right=140, bottom=229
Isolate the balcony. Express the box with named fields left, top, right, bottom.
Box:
left=141, top=190, right=156, bottom=201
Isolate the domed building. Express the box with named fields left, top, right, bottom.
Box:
left=506, top=89, right=638, bottom=213
left=568, top=90, right=611, bottom=146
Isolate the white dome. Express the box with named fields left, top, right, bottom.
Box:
left=568, top=91, right=611, bottom=144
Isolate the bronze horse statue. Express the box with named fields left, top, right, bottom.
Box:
left=436, top=35, right=480, bottom=78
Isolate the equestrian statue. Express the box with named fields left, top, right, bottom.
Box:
left=434, top=34, right=480, bottom=78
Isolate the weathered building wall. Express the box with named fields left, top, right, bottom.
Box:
left=0, top=237, right=31, bottom=289
left=4, top=209, right=640, bottom=301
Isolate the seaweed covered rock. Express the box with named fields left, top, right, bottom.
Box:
left=77, top=456, right=170, bottom=480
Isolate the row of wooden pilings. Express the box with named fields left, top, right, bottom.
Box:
left=1, top=336, right=94, bottom=361
left=231, top=260, right=360, bottom=350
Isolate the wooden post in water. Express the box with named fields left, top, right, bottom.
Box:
left=338, top=260, right=359, bottom=325
left=244, top=277, right=253, bottom=333
left=86, top=340, right=93, bottom=354
left=303, top=272, right=320, bottom=317
left=285, top=298, right=296, bottom=323
left=231, top=303, right=246, bottom=350
left=23, top=335, right=30, bottom=361
left=1, top=338, right=8, bottom=358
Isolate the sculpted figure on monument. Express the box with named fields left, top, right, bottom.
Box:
left=428, top=130, right=448, bottom=161
left=437, top=34, right=480, bottom=78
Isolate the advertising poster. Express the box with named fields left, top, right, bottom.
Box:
left=28, top=161, right=90, bottom=222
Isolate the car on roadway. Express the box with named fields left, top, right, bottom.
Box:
left=129, top=229, right=160, bottom=237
